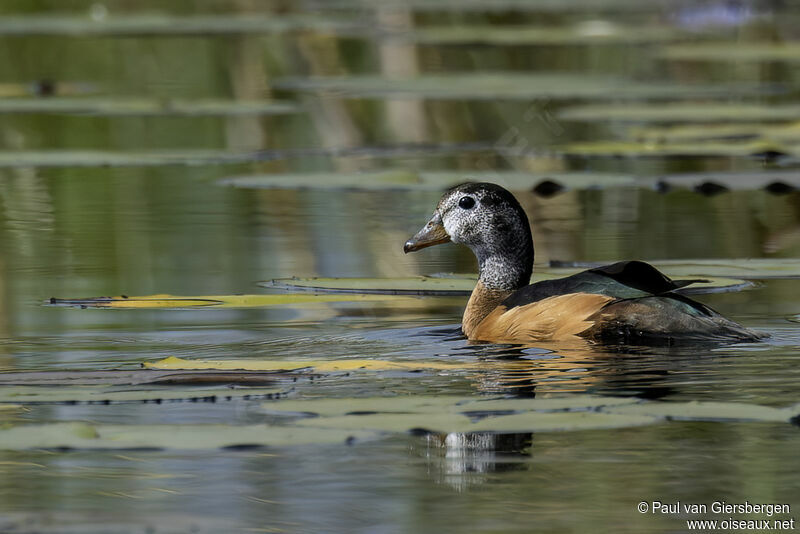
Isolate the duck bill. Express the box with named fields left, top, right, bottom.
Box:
left=404, top=215, right=450, bottom=253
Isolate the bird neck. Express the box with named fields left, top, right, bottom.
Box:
left=462, top=232, right=533, bottom=336
left=475, top=237, right=533, bottom=292
left=463, top=281, right=512, bottom=338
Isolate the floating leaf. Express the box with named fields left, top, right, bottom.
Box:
left=0, top=422, right=373, bottom=450
left=273, top=395, right=799, bottom=433
left=264, top=395, right=638, bottom=417
left=0, top=150, right=259, bottom=168
left=654, top=171, right=800, bottom=191
left=0, top=384, right=284, bottom=405
left=265, top=272, right=752, bottom=295
left=604, top=401, right=793, bottom=422
left=0, top=369, right=297, bottom=387
left=305, top=0, right=723, bottom=14
left=274, top=73, right=764, bottom=101
left=0, top=81, right=96, bottom=98
left=558, top=139, right=795, bottom=158
left=0, top=14, right=357, bottom=36
left=559, top=103, right=800, bottom=123
left=219, top=170, right=637, bottom=192
left=47, top=293, right=412, bottom=309
left=0, top=97, right=298, bottom=116
left=265, top=276, right=476, bottom=295
left=406, top=23, right=693, bottom=45
left=144, top=356, right=468, bottom=373
left=659, top=42, right=800, bottom=63
left=630, top=122, right=800, bottom=144
left=0, top=144, right=497, bottom=168
left=553, top=259, right=800, bottom=280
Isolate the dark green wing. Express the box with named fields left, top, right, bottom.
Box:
left=502, top=261, right=763, bottom=343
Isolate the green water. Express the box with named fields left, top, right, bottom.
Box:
left=0, top=2, right=799, bottom=533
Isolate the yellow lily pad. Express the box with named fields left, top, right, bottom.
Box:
left=144, top=356, right=468, bottom=373
left=46, top=293, right=411, bottom=309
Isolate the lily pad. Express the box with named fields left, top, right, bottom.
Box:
left=0, top=422, right=373, bottom=450
left=264, top=394, right=638, bottom=417
left=0, top=144, right=496, bottom=168
left=551, top=259, right=800, bottom=280
left=274, top=73, right=765, bottom=101
left=0, top=81, right=96, bottom=98
left=266, top=276, right=477, bottom=295
left=269, top=395, right=800, bottom=434
left=630, top=122, right=800, bottom=144
left=406, top=23, right=694, bottom=45
left=219, top=170, right=637, bottom=192
left=558, top=139, right=796, bottom=158
left=0, top=14, right=357, bottom=36
left=0, top=150, right=260, bottom=168
left=304, top=0, right=700, bottom=13
left=0, top=385, right=285, bottom=405
left=559, top=103, right=800, bottom=123
left=0, top=369, right=297, bottom=387
left=144, top=356, right=468, bottom=373
left=46, top=293, right=411, bottom=309
left=0, top=97, right=299, bottom=116
left=655, top=171, right=800, bottom=191
left=659, top=42, right=800, bottom=63
left=265, top=271, right=752, bottom=295
left=604, top=401, right=793, bottom=422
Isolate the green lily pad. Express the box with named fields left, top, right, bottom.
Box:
left=219, top=170, right=637, bottom=192
left=0, top=97, right=298, bottom=116
left=552, top=259, right=800, bottom=279
left=559, top=103, right=800, bottom=123
left=630, top=122, right=800, bottom=144
left=655, top=171, right=800, bottom=191
left=264, top=395, right=638, bottom=417
left=604, top=401, right=793, bottom=422
left=558, top=139, right=795, bottom=158
left=0, top=385, right=284, bottom=405
left=265, top=271, right=752, bottom=295
left=0, top=81, right=96, bottom=98
left=0, top=422, right=373, bottom=450
left=0, top=14, right=357, bottom=36
left=0, top=145, right=495, bottom=168
left=407, top=23, right=694, bottom=45
left=274, top=73, right=764, bottom=101
left=0, top=369, right=297, bottom=387
left=659, top=42, right=800, bottom=63
left=266, top=276, right=477, bottom=295
left=270, top=395, right=800, bottom=434
left=304, top=0, right=697, bottom=13
left=0, top=150, right=258, bottom=168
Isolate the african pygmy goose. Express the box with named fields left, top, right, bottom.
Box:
left=404, top=182, right=763, bottom=344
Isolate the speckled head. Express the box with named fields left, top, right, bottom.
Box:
left=404, top=182, right=534, bottom=291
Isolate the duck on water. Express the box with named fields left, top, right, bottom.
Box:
left=404, top=182, right=764, bottom=344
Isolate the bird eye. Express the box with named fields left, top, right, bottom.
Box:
left=458, top=196, right=475, bottom=210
